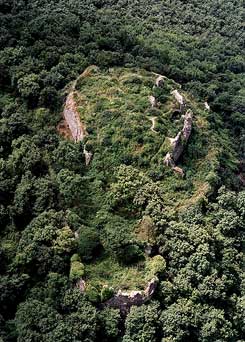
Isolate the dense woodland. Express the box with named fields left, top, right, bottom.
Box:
left=0, top=1, right=244, bottom=341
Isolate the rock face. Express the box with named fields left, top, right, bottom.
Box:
left=104, top=277, right=158, bottom=314
left=63, top=91, right=86, bottom=142
left=59, top=69, right=94, bottom=166
left=182, top=109, right=193, bottom=141
left=164, top=109, right=193, bottom=175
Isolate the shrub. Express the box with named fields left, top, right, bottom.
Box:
left=146, top=255, right=166, bottom=278
left=86, top=284, right=100, bottom=303
left=100, top=286, right=114, bottom=302
left=69, top=254, right=85, bottom=282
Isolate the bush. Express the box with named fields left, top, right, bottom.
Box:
left=86, top=284, right=100, bottom=303
left=69, top=261, right=85, bottom=281
left=146, top=255, right=166, bottom=278
left=100, top=286, right=114, bottom=302
left=120, top=244, right=144, bottom=264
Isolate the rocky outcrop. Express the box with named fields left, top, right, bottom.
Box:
left=76, top=278, right=86, bottom=293
left=63, top=91, right=86, bottom=142
left=104, top=277, right=158, bottom=314
left=155, top=75, right=165, bottom=87
left=59, top=68, right=95, bottom=166
left=173, top=166, right=185, bottom=177
left=204, top=101, right=210, bottom=111
left=149, top=95, right=157, bottom=108
left=182, top=109, right=193, bottom=141
left=171, top=89, right=184, bottom=105
left=83, top=146, right=93, bottom=166
left=164, top=109, right=193, bottom=175
left=171, top=89, right=185, bottom=112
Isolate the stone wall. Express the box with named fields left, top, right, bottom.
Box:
left=103, top=277, right=158, bottom=314
left=164, top=109, right=193, bottom=175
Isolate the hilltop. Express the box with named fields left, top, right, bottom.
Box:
left=64, top=66, right=220, bottom=210
left=57, top=66, right=222, bottom=299
left=0, top=0, right=244, bottom=339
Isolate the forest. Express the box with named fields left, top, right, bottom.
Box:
left=0, top=0, right=244, bottom=341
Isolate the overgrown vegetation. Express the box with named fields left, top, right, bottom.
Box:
left=0, top=0, right=244, bottom=341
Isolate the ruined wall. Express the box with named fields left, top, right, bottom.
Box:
left=60, top=75, right=93, bottom=166
left=164, top=109, right=193, bottom=175
left=103, top=277, right=158, bottom=314
left=63, top=92, right=86, bottom=142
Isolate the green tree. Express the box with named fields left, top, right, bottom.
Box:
left=56, top=169, right=84, bottom=207
left=77, top=226, right=101, bottom=261
left=103, top=215, right=143, bottom=263
left=97, top=308, right=121, bottom=341
left=17, top=73, right=40, bottom=99
left=123, top=303, right=160, bottom=342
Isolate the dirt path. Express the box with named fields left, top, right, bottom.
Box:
left=148, top=116, right=158, bottom=133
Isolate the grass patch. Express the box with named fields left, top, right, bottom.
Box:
left=85, top=254, right=148, bottom=291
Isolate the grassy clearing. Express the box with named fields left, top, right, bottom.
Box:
left=76, top=66, right=220, bottom=210
left=85, top=254, right=148, bottom=291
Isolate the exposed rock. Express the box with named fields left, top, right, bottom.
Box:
left=171, top=136, right=184, bottom=163
left=117, top=289, right=142, bottom=298
left=171, top=89, right=184, bottom=105
left=149, top=95, right=157, bottom=108
left=155, top=75, right=165, bottom=87
left=145, top=278, right=158, bottom=297
left=164, top=152, right=175, bottom=167
left=169, top=131, right=182, bottom=148
left=164, top=109, right=193, bottom=175
left=103, top=277, right=158, bottom=314
left=83, top=146, right=93, bottom=166
left=144, top=244, right=152, bottom=256
left=63, top=91, right=86, bottom=142
left=204, top=101, right=210, bottom=111
left=58, top=68, right=96, bottom=166
left=182, top=109, right=193, bottom=141
left=173, top=166, right=185, bottom=177
left=76, top=278, right=86, bottom=293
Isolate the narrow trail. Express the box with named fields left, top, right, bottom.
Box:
left=148, top=116, right=158, bottom=133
